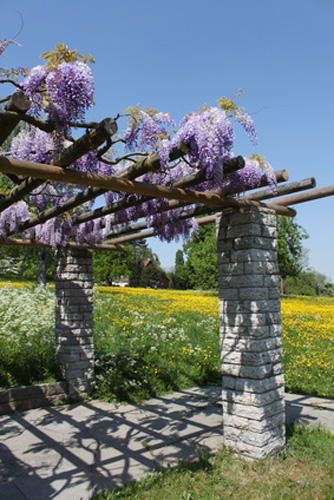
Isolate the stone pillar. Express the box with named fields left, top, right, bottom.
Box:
left=217, top=206, right=285, bottom=459
left=55, top=248, right=94, bottom=398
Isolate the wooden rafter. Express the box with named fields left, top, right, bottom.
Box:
left=72, top=155, right=247, bottom=226
left=0, top=238, right=123, bottom=251
left=0, top=118, right=118, bottom=213
left=0, top=155, right=297, bottom=218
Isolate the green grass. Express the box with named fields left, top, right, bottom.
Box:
left=92, top=423, right=334, bottom=500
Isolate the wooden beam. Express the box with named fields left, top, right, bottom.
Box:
left=245, top=177, right=316, bottom=201
left=265, top=185, right=334, bottom=207
left=0, top=118, right=118, bottom=213
left=105, top=213, right=219, bottom=245
left=0, top=156, right=296, bottom=217
left=0, top=92, right=31, bottom=147
left=58, top=153, right=243, bottom=226
left=0, top=238, right=123, bottom=251
left=16, top=158, right=206, bottom=233
left=106, top=204, right=219, bottom=238
left=72, top=168, right=289, bottom=227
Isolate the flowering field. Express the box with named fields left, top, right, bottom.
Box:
left=0, top=282, right=333, bottom=401
left=281, top=295, right=334, bottom=398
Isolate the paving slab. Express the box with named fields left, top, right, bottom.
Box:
left=0, top=387, right=333, bottom=500
left=285, top=392, right=334, bottom=432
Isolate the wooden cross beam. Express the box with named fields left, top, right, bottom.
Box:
left=0, top=155, right=296, bottom=217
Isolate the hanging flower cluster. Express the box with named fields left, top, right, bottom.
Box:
left=21, top=62, right=94, bottom=133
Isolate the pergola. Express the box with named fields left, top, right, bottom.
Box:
left=0, top=90, right=333, bottom=460
left=1, top=93, right=333, bottom=251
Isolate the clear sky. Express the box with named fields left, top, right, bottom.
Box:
left=1, top=0, right=333, bottom=280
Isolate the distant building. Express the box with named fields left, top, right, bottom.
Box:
left=111, top=276, right=130, bottom=287
left=142, top=259, right=170, bottom=289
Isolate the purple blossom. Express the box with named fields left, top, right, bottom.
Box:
left=45, top=62, right=94, bottom=130
left=71, top=151, right=99, bottom=174
left=234, top=109, right=258, bottom=145
left=123, top=110, right=175, bottom=156
left=10, top=127, right=56, bottom=163
left=169, top=107, right=235, bottom=184
left=21, top=65, right=49, bottom=116
left=0, top=202, right=30, bottom=238
left=222, top=157, right=277, bottom=194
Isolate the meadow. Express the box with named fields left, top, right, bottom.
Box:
left=0, top=282, right=333, bottom=401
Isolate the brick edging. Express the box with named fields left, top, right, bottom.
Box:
left=0, top=381, right=68, bottom=415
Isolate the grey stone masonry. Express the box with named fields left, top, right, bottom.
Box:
left=55, top=248, right=94, bottom=398
left=217, top=206, right=285, bottom=459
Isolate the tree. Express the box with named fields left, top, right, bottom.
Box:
left=93, top=245, right=133, bottom=285
left=181, top=224, right=218, bottom=290
left=0, top=245, right=54, bottom=281
left=276, top=216, right=309, bottom=294
left=284, top=270, right=334, bottom=297
left=175, top=249, right=184, bottom=267
left=93, top=239, right=161, bottom=286
left=129, top=240, right=161, bottom=287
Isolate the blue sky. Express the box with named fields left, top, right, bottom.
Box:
left=1, top=0, right=333, bottom=279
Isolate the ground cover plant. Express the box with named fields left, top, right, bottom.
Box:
left=0, top=281, right=59, bottom=388
left=0, top=282, right=333, bottom=401
left=92, top=423, right=334, bottom=500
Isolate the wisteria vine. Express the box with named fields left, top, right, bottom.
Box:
left=0, top=41, right=277, bottom=247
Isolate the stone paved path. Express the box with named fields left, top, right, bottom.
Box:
left=0, top=387, right=333, bottom=500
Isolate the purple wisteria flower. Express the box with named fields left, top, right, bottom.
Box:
left=168, top=107, right=235, bottom=183
left=0, top=202, right=30, bottom=238
left=10, top=127, right=56, bottom=163
left=234, top=109, right=258, bottom=145
left=123, top=110, right=176, bottom=158
left=45, top=62, right=94, bottom=130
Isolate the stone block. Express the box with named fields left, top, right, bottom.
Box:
left=220, top=325, right=271, bottom=339
left=238, top=288, right=269, bottom=300
left=221, top=274, right=265, bottom=288
left=222, top=374, right=285, bottom=394
left=266, top=312, right=281, bottom=325
left=222, top=362, right=284, bottom=379
left=233, top=236, right=276, bottom=251
left=223, top=411, right=285, bottom=433
left=223, top=424, right=285, bottom=448
left=223, top=435, right=285, bottom=459
left=222, top=312, right=269, bottom=328
left=231, top=248, right=277, bottom=263
left=222, top=385, right=285, bottom=406
left=221, top=336, right=282, bottom=353
left=218, top=288, right=239, bottom=300
left=218, top=263, right=245, bottom=276
left=221, top=348, right=283, bottom=367
left=261, top=224, right=277, bottom=237
left=221, top=299, right=280, bottom=314
left=227, top=223, right=262, bottom=238
left=244, top=261, right=278, bottom=275
left=222, top=398, right=285, bottom=421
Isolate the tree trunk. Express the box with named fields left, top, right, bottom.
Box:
left=37, top=247, right=47, bottom=287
